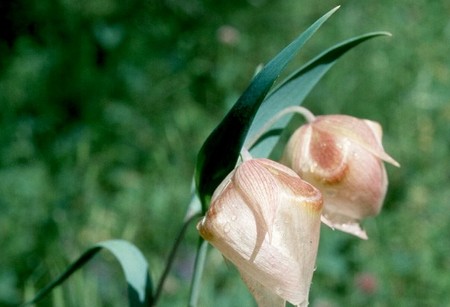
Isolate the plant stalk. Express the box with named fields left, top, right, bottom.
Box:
left=153, top=212, right=201, bottom=306
left=187, top=238, right=208, bottom=307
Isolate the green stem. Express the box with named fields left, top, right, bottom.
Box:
left=246, top=105, right=315, bottom=150
left=153, top=212, right=201, bottom=306
left=188, top=238, right=208, bottom=307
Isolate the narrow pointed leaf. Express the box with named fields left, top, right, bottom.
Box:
left=195, top=6, right=340, bottom=211
left=246, top=32, right=392, bottom=158
left=22, top=240, right=153, bottom=307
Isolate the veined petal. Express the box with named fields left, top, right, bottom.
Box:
left=240, top=270, right=286, bottom=307
left=198, top=158, right=322, bottom=306
left=233, top=159, right=282, bottom=243
left=197, top=191, right=304, bottom=303
left=321, top=215, right=368, bottom=240
left=282, top=125, right=349, bottom=184
left=282, top=113, right=398, bottom=239
left=363, top=119, right=400, bottom=166
left=270, top=182, right=322, bottom=305
left=313, top=115, right=399, bottom=167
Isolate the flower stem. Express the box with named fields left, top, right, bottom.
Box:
left=152, top=212, right=201, bottom=306
left=188, top=238, right=209, bottom=307
left=246, top=105, right=315, bottom=150
left=240, top=148, right=253, bottom=162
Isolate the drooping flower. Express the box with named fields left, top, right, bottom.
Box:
left=282, top=114, right=399, bottom=239
left=197, top=158, right=323, bottom=307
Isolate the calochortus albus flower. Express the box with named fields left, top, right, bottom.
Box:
left=197, top=158, right=323, bottom=307
left=282, top=114, right=400, bottom=239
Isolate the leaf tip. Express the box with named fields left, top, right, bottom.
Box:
left=331, top=5, right=341, bottom=14
left=376, top=31, right=393, bottom=37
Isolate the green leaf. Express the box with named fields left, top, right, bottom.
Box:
left=246, top=31, right=392, bottom=158
left=195, top=6, right=340, bottom=212
left=22, top=240, right=153, bottom=307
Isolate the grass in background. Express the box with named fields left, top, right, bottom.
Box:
left=0, top=0, right=449, bottom=306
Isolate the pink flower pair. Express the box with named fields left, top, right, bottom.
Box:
left=197, top=114, right=399, bottom=306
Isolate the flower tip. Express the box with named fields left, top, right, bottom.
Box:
left=391, top=158, right=400, bottom=168
left=321, top=215, right=368, bottom=240
left=382, top=153, right=400, bottom=168
left=320, top=215, right=334, bottom=230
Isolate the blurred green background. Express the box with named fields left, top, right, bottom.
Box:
left=1, top=0, right=449, bottom=306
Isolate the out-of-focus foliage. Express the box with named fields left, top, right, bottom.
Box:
left=0, top=0, right=449, bottom=306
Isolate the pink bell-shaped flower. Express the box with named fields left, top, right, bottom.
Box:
left=197, top=158, right=323, bottom=306
left=282, top=115, right=399, bottom=239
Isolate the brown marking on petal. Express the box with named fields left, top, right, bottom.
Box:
left=314, top=115, right=399, bottom=167
left=269, top=165, right=324, bottom=213
left=287, top=191, right=323, bottom=214
left=304, top=196, right=324, bottom=213
left=309, top=128, right=348, bottom=184
left=197, top=218, right=215, bottom=241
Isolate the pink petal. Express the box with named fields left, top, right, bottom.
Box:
left=313, top=115, right=399, bottom=167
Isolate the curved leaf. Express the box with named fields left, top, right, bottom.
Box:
left=246, top=31, right=392, bottom=158
left=22, top=240, right=153, bottom=307
left=195, top=6, right=340, bottom=211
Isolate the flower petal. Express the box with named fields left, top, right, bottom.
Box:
left=313, top=115, right=399, bottom=167
left=321, top=215, right=368, bottom=240
left=240, top=271, right=285, bottom=307
left=197, top=159, right=323, bottom=305
left=363, top=119, right=400, bottom=167
left=281, top=114, right=398, bottom=239
left=197, top=191, right=305, bottom=304
left=234, top=159, right=282, bottom=244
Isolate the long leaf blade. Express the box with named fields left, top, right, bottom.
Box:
left=246, top=31, right=392, bottom=158
left=22, top=240, right=153, bottom=307
left=195, top=6, right=340, bottom=211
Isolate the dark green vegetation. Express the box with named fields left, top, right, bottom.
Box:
left=1, top=1, right=449, bottom=306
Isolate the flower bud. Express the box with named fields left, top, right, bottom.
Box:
left=197, top=158, right=323, bottom=306
left=282, top=115, right=399, bottom=239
